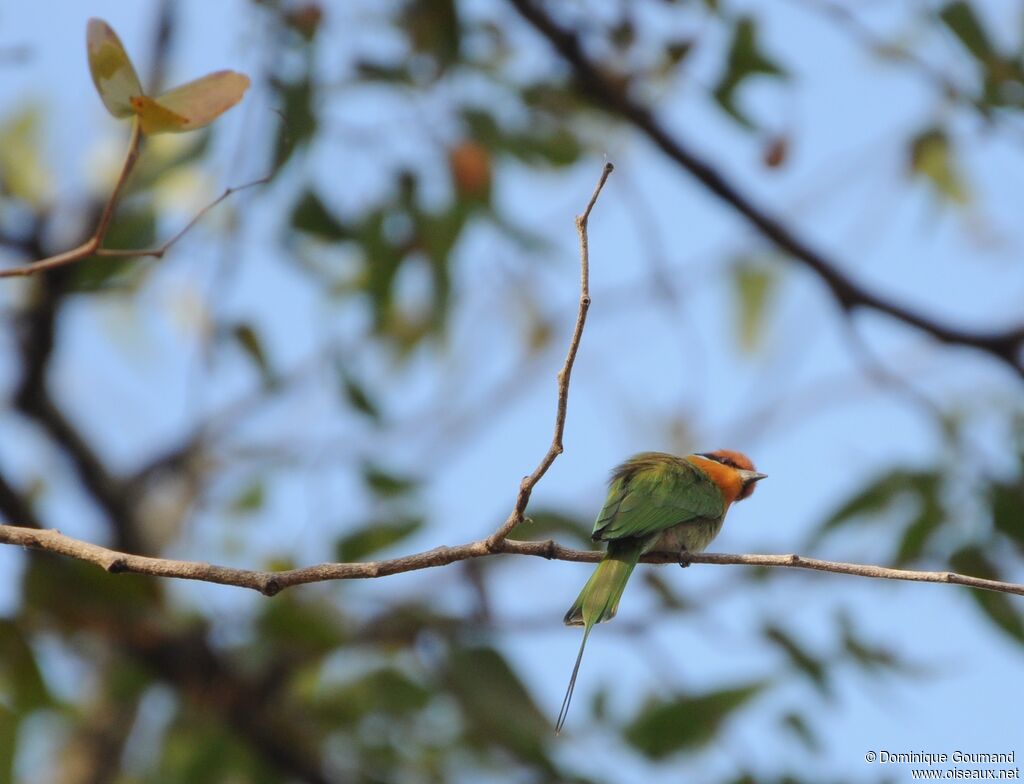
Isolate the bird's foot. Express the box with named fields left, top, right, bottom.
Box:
left=678, top=549, right=691, bottom=569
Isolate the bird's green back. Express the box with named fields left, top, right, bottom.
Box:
left=591, top=452, right=725, bottom=542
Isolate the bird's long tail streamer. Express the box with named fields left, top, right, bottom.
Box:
left=556, top=623, right=592, bottom=735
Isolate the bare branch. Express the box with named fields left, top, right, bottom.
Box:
left=503, top=0, right=1024, bottom=375
left=2, top=524, right=1022, bottom=600
left=486, top=162, right=613, bottom=551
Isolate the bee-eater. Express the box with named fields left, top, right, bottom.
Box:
left=556, top=450, right=765, bottom=733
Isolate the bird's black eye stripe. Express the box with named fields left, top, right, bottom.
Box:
left=697, top=452, right=738, bottom=468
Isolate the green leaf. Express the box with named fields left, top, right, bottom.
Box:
left=255, top=594, right=348, bottom=656
left=731, top=259, right=777, bottom=353
left=403, top=0, right=461, bottom=72
left=991, top=481, right=1024, bottom=552
left=763, top=625, right=829, bottom=696
left=72, top=205, right=157, bottom=291
left=909, top=128, right=969, bottom=204
left=314, top=668, right=431, bottom=726
left=624, top=682, right=765, bottom=758
left=811, top=470, right=941, bottom=544
left=780, top=711, right=819, bottom=752
left=362, top=464, right=418, bottom=498
left=336, top=517, right=422, bottom=562
left=939, top=2, right=995, bottom=63
left=231, top=324, right=273, bottom=386
left=446, top=646, right=551, bottom=764
left=950, top=546, right=1024, bottom=644
left=291, top=190, right=349, bottom=240
left=0, top=705, right=15, bottom=784
left=0, top=619, right=52, bottom=712
left=229, top=480, right=265, bottom=515
left=336, top=366, right=381, bottom=421
left=272, top=76, right=317, bottom=169
left=87, top=18, right=143, bottom=119
left=894, top=490, right=944, bottom=566
left=712, top=16, right=786, bottom=128
left=507, top=510, right=593, bottom=546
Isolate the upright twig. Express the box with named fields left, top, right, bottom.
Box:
left=486, top=162, right=614, bottom=551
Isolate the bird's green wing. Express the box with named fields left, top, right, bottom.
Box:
left=592, top=454, right=724, bottom=542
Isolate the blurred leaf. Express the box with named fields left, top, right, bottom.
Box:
left=23, top=557, right=158, bottom=628
left=764, top=625, right=829, bottom=696
left=909, top=128, right=969, bottom=204
left=762, top=134, right=789, bottom=169
left=362, top=464, right=418, bottom=498
left=624, top=682, right=765, bottom=758
left=229, top=480, right=265, bottom=515
left=713, top=16, right=786, bottom=128
left=839, top=613, right=912, bottom=674
left=158, top=714, right=279, bottom=784
left=950, top=546, right=1024, bottom=644
left=336, top=366, right=381, bottom=421
left=0, top=619, right=52, bottom=712
left=314, top=667, right=431, bottom=725
left=939, top=2, right=994, bottom=63
left=0, top=705, right=14, bottom=784
left=403, top=0, right=460, bottom=73
left=231, top=323, right=273, bottom=386
left=291, top=189, right=348, bottom=240
left=87, top=18, right=143, bottom=119
left=272, top=75, right=316, bottom=169
left=449, top=141, right=491, bottom=202
left=0, top=105, right=49, bottom=205
left=991, top=481, right=1024, bottom=552
left=256, top=594, right=348, bottom=656
left=812, top=470, right=941, bottom=544
left=642, top=571, right=693, bottom=612
left=336, top=517, right=423, bottom=562
left=461, top=108, right=581, bottom=168
left=780, top=711, right=819, bottom=751
left=894, top=488, right=943, bottom=565
left=71, top=206, right=157, bottom=291
left=507, top=510, right=593, bottom=546
left=731, top=259, right=777, bottom=352
left=446, top=646, right=551, bottom=765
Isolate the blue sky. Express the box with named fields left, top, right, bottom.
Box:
left=1, top=1, right=1023, bottom=781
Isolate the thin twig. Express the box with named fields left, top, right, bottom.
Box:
left=0, top=121, right=143, bottom=278
left=1, top=524, right=1022, bottom=599
left=503, top=0, right=1024, bottom=375
left=95, top=176, right=270, bottom=259
left=485, top=162, right=613, bottom=550
left=0, top=125, right=268, bottom=277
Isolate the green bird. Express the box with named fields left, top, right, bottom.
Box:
left=556, top=449, right=765, bottom=733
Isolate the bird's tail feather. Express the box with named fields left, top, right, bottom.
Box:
left=556, top=541, right=643, bottom=733
left=555, top=623, right=591, bottom=735
left=563, top=541, right=643, bottom=627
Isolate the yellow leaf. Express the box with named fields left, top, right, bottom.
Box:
left=140, top=71, right=251, bottom=134
left=129, top=95, right=189, bottom=135
left=86, top=18, right=143, bottom=119
left=0, top=106, right=50, bottom=205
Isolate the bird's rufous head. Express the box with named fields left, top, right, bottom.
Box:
left=696, top=449, right=766, bottom=501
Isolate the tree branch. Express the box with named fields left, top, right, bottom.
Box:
left=486, top=161, right=613, bottom=550
left=1, top=523, right=1021, bottom=600
left=0, top=123, right=268, bottom=278
left=504, top=0, right=1024, bottom=375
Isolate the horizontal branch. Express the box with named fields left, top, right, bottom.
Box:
left=1, top=524, right=1021, bottom=599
